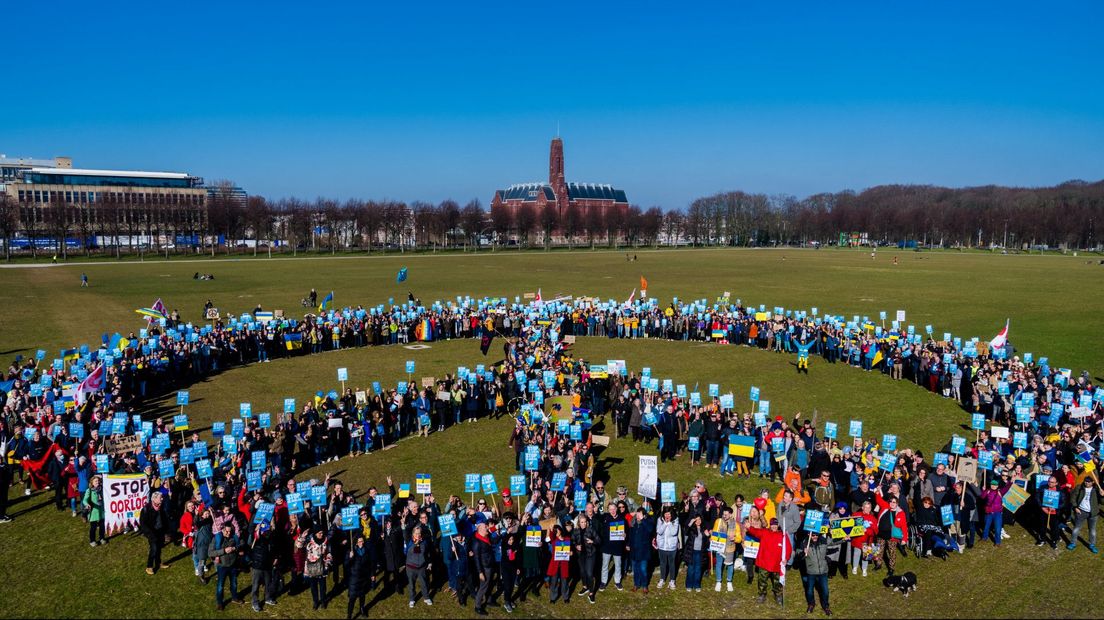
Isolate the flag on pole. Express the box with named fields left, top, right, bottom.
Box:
left=623, top=288, right=636, bottom=308
left=396, top=267, right=408, bottom=283
left=480, top=331, right=495, bottom=356
left=75, top=364, right=105, bottom=405
left=147, top=298, right=166, bottom=325
left=318, top=291, right=334, bottom=313
left=990, top=319, right=1010, bottom=350
left=534, top=288, right=542, bottom=304
left=640, top=276, right=648, bottom=298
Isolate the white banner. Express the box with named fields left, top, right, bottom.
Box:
left=105, top=473, right=149, bottom=535
left=637, top=455, right=658, bottom=499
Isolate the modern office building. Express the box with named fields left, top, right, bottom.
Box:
left=490, top=137, right=629, bottom=225
left=2, top=158, right=209, bottom=250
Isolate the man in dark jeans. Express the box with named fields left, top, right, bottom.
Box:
left=472, top=522, right=496, bottom=616
left=139, top=492, right=171, bottom=575
left=209, top=523, right=245, bottom=610
left=250, top=524, right=278, bottom=611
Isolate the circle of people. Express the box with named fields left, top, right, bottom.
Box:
left=1, top=290, right=1100, bottom=618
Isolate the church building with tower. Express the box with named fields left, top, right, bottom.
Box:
left=490, top=137, right=629, bottom=224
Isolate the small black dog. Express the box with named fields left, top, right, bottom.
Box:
left=883, top=572, right=918, bottom=596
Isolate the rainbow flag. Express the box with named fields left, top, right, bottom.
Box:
left=415, top=319, right=433, bottom=341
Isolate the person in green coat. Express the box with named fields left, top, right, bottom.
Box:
left=82, top=476, right=106, bottom=546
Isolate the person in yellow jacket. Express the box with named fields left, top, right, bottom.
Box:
left=711, top=505, right=743, bottom=591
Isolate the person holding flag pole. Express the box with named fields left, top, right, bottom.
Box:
left=746, top=517, right=791, bottom=606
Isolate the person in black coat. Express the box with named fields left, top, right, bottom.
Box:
left=139, top=492, right=172, bottom=574
left=346, top=534, right=374, bottom=619
left=380, top=517, right=405, bottom=594
left=250, top=524, right=278, bottom=610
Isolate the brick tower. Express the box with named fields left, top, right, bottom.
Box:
left=548, top=137, right=568, bottom=214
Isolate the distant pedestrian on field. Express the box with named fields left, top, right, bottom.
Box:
left=81, top=273, right=89, bottom=287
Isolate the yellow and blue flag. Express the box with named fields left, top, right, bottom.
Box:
left=318, top=291, right=334, bottom=313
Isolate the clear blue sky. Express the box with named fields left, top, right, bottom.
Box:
left=4, top=1, right=1102, bottom=208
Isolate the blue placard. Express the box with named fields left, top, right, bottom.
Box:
left=940, top=504, right=955, bottom=526
left=771, top=437, right=784, bottom=453
left=69, top=422, right=84, bottom=439
left=1015, top=406, right=1031, bottom=425
left=176, top=391, right=190, bottom=406
left=311, top=486, right=328, bottom=507
left=551, top=472, right=567, bottom=492
left=709, top=384, right=719, bottom=397
left=231, top=418, right=244, bottom=438
left=339, top=505, right=361, bottom=530
left=879, top=453, right=896, bottom=472
left=661, top=481, right=676, bottom=504
left=803, top=509, right=825, bottom=533
left=1041, top=490, right=1059, bottom=510
left=977, top=451, right=994, bottom=470
left=337, top=367, right=348, bottom=382
left=438, top=514, right=458, bottom=537
left=481, top=474, right=498, bottom=494
left=688, top=436, right=700, bottom=452
left=254, top=502, right=275, bottom=525
left=574, top=492, right=588, bottom=511
left=246, top=470, right=262, bottom=491
left=570, top=424, right=582, bottom=441
left=849, top=420, right=863, bottom=438
left=94, top=454, right=109, bottom=473
left=1013, top=431, right=1028, bottom=450
left=824, top=422, right=838, bottom=439
left=464, top=473, right=481, bottom=494
left=179, top=446, right=195, bottom=465
left=286, top=492, right=305, bottom=515
left=159, top=460, right=175, bottom=479
left=258, top=412, right=271, bottom=429
left=111, top=417, right=127, bottom=435
left=173, top=414, right=189, bottom=431
left=251, top=450, right=266, bottom=471
left=720, top=393, right=734, bottom=409
left=690, top=392, right=702, bottom=407
left=211, top=421, right=226, bottom=438
left=882, top=434, right=897, bottom=452
left=933, top=453, right=950, bottom=467
left=239, top=402, right=252, bottom=418
left=970, top=414, right=985, bottom=431
left=372, top=495, right=391, bottom=516
left=405, top=360, right=415, bottom=374
left=950, top=436, right=966, bottom=455
left=222, top=435, right=238, bottom=454
left=510, top=474, right=527, bottom=496
left=749, top=386, right=760, bottom=401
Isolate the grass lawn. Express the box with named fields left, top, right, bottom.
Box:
left=0, top=248, right=1101, bottom=618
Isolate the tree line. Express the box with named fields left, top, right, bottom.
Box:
left=2, top=178, right=1102, bottom=259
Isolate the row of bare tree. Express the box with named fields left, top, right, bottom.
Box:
left=2, top=178, right=1102, bottom=259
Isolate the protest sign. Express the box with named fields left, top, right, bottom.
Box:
left=709, top=531, right=728, bottom=553
left=415, top=474, right=432, bottom=495
left=1002, top=484, right=1030, bottom=513
left=481, top=474, right=498, bottom=494
left=956, top=456, right=978, bottom=485
left=553, top=540, right=571, bottom=561
left=637, top=455, right=658, bottom=499
left=286, top=492, right=305, bottom=515
left=438, top=514, right=458, bottom=537
left=526, top=526, right=543, bottom=547
left=661, top=481, right=676, bottom=504
left=104, top=435, right=142, bottom=456
left=804, top=509, right=825, bottom=533
left=104, top=474, right=148, bottom=535
left=341, top=505, right=362, bottom=530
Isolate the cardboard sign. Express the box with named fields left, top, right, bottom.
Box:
left=1002, top=484, right=1030, bottom=513
left=956, top=456, right=978, bottom=485
left=421, top=377, right=435, bottom=388
left=104, top=435, right=142, bottom=456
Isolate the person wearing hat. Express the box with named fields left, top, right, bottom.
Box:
left=980, top=477, right=1010, bottom=547
left=746, top=517, right=791, bottom=605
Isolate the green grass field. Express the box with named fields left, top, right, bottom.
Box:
left=1, top=248, right=1101, bottom=618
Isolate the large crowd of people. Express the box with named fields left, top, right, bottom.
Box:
left=0, top=291, right=1100, bottom=617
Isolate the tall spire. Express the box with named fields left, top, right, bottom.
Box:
left=549, top=137, right=567, bottom=214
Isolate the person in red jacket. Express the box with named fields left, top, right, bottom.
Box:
left=746, top=517, right=792, bottom=605
left=873, top=487, right=908, bottom=576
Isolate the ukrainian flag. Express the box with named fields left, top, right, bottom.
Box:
left=871, top=350, right=885, bottom=367
left=61, top=348, right=79, bottom=362
left=318, top=291, right=334, bottom=313
left=728, top=435, right=755, bottom=458
left=284, top=332, right=303, bottom=351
